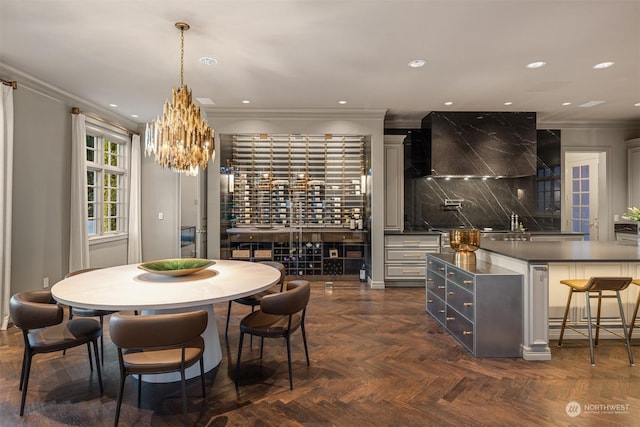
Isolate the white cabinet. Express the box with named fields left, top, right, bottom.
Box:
left=384, top=234, right=440, bottom=283
left=384, top=135, right=405, bottom=231
left=628, top=138, right=640, bottom=209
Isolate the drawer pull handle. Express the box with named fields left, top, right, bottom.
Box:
left=427, top=299, right=433, bottom=303
left=463, top=302, right=473, bottom=307
left=438, top=310, right=445, bottom=313
left=438, top=267, right=445, bottom=272
left=448, top=292, right=454, bottom=295
left=463, top=331, right=473, bottom=336
left=463, top=280, right=473, bottom=285
left=446, top=317, right=454, bottom=321
left=426, top=278, right=433, bottom=282
left=447, top=272, right=454, bottom=276
left=405, top=270, right=422, bottom=274
left=437, top=285, right=445, bottom=289
left=403, top=253, right=422, bottom=258
left=403, top=240, right=420, bottom=244
left=427, top=261, right=432, bottom=265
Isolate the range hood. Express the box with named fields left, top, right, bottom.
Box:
left=420, top=112, right=537, bottom=177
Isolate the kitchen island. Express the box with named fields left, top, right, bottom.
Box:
left=476, top=241, right=640, bottom=361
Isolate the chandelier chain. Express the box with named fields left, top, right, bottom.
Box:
left=180, top=27, right=184, bottom=86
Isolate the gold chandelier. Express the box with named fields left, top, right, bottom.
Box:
left=145, top=22, right=214, bottom=176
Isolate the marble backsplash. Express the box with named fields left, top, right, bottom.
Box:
left=424, top=111, right=537, bottom=177
left=405, top=176, right=560, bottom=232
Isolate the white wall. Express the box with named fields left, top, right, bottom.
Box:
left=6, top=74, right=140, bottom=295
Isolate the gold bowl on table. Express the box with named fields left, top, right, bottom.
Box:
left=449, top=229, right=481, bottom=252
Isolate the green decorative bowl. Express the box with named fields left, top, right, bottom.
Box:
left=138, top=258, right=215, bottom=276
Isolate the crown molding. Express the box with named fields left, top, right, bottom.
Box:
left=202, top=107, right=387, bottom=121
left=0, top=62, right=139, bottom=130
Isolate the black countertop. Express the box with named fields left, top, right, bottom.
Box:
left=479, top=240, right=640, bottom=262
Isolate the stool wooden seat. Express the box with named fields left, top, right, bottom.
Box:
left=557, top=277, right=634, bottom=366
left=629, top=279, right=640, bottom=339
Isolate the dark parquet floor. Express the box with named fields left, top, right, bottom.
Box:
left=1, top=282, right=640, bottom=427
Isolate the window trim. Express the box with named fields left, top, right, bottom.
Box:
left=85, top=118, right=130, bottom=243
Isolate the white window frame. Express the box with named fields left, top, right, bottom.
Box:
left=85, top=119, right=130, bottom=243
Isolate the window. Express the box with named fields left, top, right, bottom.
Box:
left=536, top=165, right=561, bottom=214
left=85, top=120, right=130, bottom=239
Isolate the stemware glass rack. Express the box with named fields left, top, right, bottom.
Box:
left=230, top=134, right=365, bottom=227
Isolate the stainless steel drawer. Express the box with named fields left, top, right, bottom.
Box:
left=446, top=306, right=474, bottom=353
left=446, top=282, right=474, bottom=321
left=426, top=271, right=446, bottom=300
left=427, top=258, right=446, bottom=277
left=426, top=291, right=446, bottom=326
left=446, top=267, right=474, bottom=290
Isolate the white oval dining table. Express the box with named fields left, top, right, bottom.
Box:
left=51, top=259, right=281, bottom=383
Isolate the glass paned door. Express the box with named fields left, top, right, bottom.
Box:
left=570, top=165, right=591, bottom=238
left=566, top=155, right=599, bottom=241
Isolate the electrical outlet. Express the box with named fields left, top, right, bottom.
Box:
left=43, top=277, right=49, bottom=288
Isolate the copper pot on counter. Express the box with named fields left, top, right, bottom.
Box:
left=449, top=229, right=481, bottom=252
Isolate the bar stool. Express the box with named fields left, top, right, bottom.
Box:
left=225, top=261, right=286, bottom=337
left=557, top=277, right=634, bottom=366
left=628, top=279, right=640, bottom=339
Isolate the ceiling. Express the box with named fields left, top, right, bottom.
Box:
left=1, top=0, right=639, bottom=128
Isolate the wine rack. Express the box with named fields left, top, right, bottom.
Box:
left=227, top=230, right=366, bottom=278
left=230, top=134, right=365, bottom=227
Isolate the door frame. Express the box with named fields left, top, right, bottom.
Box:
left=562, top=147, right=611, bottom=241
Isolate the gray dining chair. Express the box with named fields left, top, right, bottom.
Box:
left=10, top=290, right=103, bottom=416
left=109, top=310, right=208, bottom=427
left=235, top=280, right=310, bottom=390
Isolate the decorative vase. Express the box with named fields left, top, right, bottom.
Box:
left=449, top=229, right=480, bottom=252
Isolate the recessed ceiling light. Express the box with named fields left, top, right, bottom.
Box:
left=562, top=102, right=572, bottom=106
left=444, top=101, right=453, bottom=106
left=504, top=101, right=513, bottom=106
left=526, top=61, right=546, bottom=69
left=338, top=100, right=347, bottom=105
left=593, top=61, right=615, bottom=69
left=242, top=100, right=250, bottom=104
left=408, top=59, right=427, bottom=68
left=196, top=97, right=215, bottom=105
left=635, top=102, right=640, bottom=107
left=130, top=114, right=139, bottom=118
left=109, top=103, right=118, bottom=108
left=199, top=57, right=218, bottom=65
left=578, top=100, right=605, bottom=108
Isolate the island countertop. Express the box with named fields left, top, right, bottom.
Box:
left=479, top=240, right=640, bottom=262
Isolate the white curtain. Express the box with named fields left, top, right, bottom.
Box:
left=69, top=113, right=89, bottom=271
left=127, top=134, right=141, bottom=263
left=0, top=85, right=14, bottom=330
